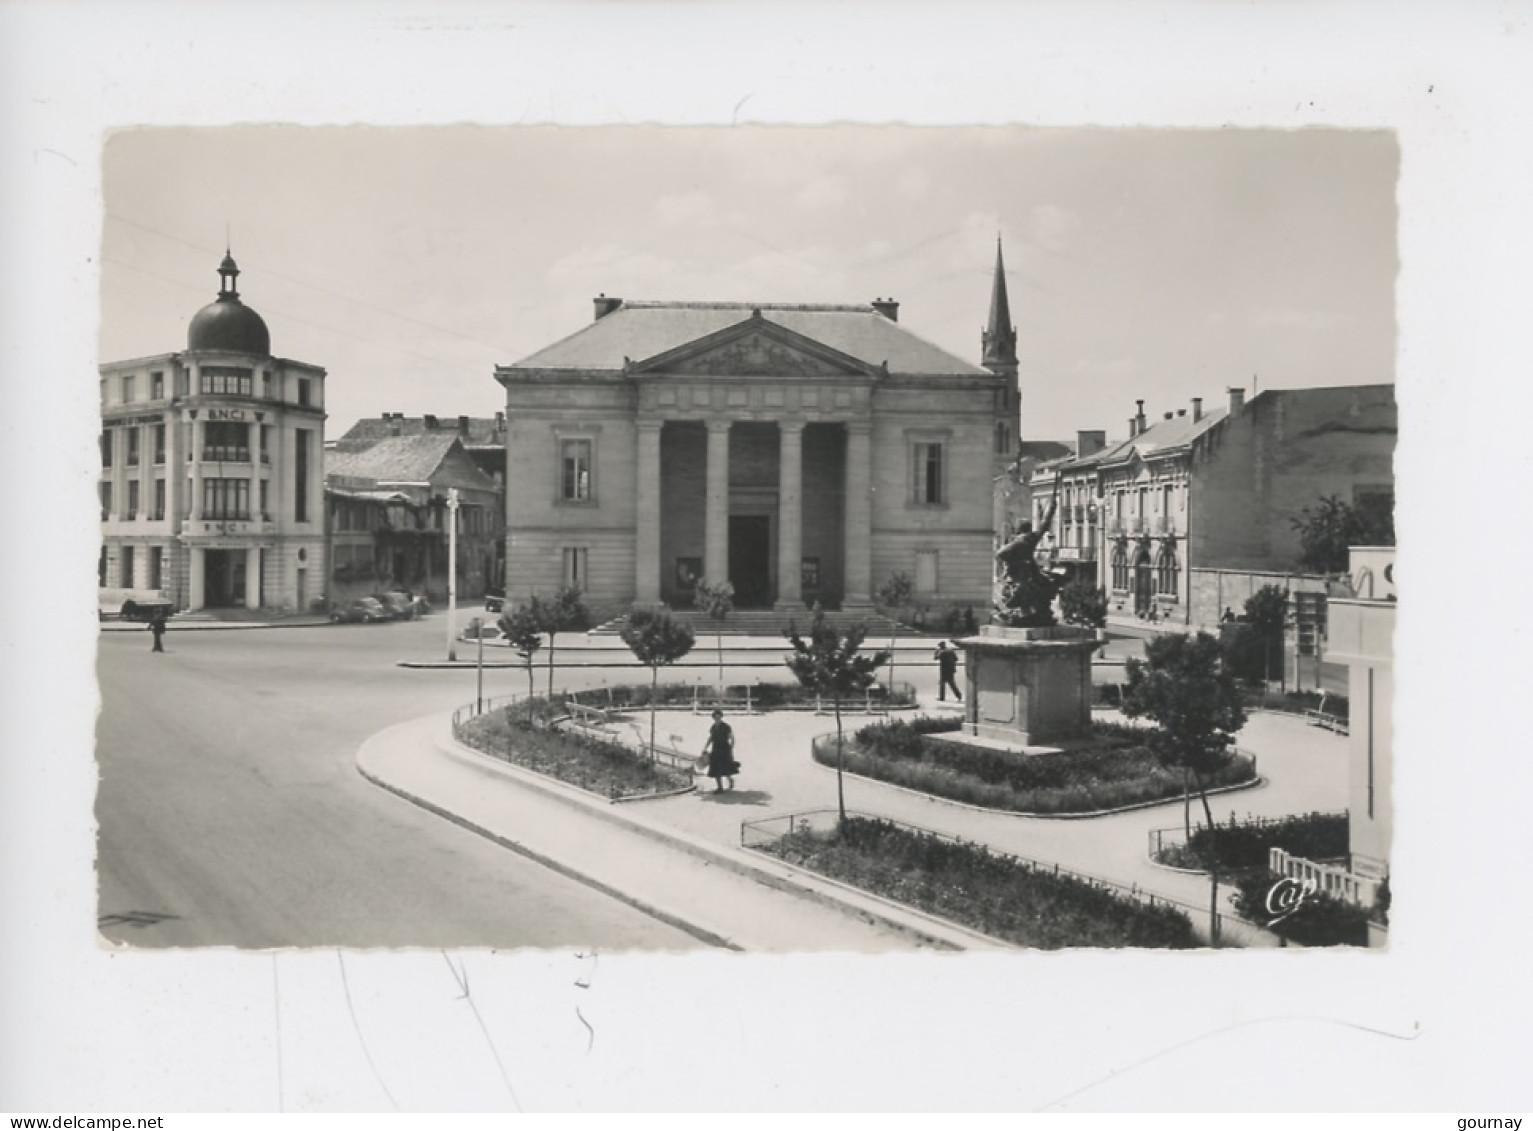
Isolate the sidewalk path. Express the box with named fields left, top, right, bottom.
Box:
left=359, top=714, right=1004, bottom=952
left=359, top=688, right=1349, bottom=949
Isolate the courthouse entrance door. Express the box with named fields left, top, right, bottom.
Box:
left=728, top=515, right=772, bottom=607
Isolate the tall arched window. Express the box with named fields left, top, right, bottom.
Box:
left=1111, top=543, right=1129, bottom=591
left=1155, top=543, right=1180, bottom=596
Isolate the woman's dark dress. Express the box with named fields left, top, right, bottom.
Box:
left=706, top=720, right=740, bottom=779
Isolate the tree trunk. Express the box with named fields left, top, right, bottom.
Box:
left=649, top=666, right=659, bottom=761
left=717, top=631, right=724, bottom=695
left=525, top=662, right=535, bottom=724
left=1193, top=770, right=1220, bottom=945
left=834, top=695, right=846, bottom=826
left=546, top=633, right=557, bottom=698
left=1183, top=768, right=1192, bottom=838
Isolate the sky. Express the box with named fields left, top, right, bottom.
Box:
left=99, top=125, right=1397, bottom=443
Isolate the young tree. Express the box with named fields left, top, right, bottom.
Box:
left=875, top=572, right=914, bottom=624
left=498, top=601, right=545, bottom=724
left=539, top=585, right=591, bottom=698
left=1058, top=578, right=1109, bottom=630
left=1243, top=584, right=1289, bottom=689
left=1122, top=632, right=1247, bottom=941
left=619, top=608, right=696, bottom=760
left=691, top=577, right=735, bottom=693
left=783, top=612, right=891, bottom=825
left=1291, top=494, right=1395, bottom=574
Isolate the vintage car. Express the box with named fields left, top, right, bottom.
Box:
left=329, top=597, right=390, bottom=624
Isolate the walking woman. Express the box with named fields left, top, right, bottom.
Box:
left=701, top=709, right=740, bottom=792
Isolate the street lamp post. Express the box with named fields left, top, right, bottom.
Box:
left=446, top=487, right=459, bottom=662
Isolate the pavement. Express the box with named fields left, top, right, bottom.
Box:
left=357, top=671, right=1352, bottom=951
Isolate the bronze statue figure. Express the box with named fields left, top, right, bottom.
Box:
left=994, top=488, right=1065, bottom=628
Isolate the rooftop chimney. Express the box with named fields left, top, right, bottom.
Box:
left=593, top=293, right=622, bottom=320
left=1192, top=397, right=1203, bottom=422
left=458, top=414, right=469, bottom=436
left=494, top=410, right=505, bottom=434
left=871, top=297, right=900, bottom=321
left=1228, top=386, right=1246, bottom=414
left=1164, top=411, right=1174, bottom=420
left=1076, top=430, right=1106, bottom=458
left=1128, top=416, right=1138, bottom=438
left=424, top=414, right=438, bottom=430
left=388, top=414, right=402, bottom=436
left=380, top=411, right=391, bottom=421
left=1135, top=399, right=1147, bottom=435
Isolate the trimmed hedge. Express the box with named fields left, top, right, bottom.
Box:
left=1156, top=812, right=1348, bottom=872
left=816, top=718, right=1256, bottom=815
left=455, top=700, right=691, bottom=800
left=569, top=681, right=916, bottom=711
left=758, top=816, right=1198, bottom=949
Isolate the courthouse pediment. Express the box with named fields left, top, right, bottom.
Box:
left=627, top=315, right=883, bottom=380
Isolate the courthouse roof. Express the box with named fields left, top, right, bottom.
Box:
left=505, top=301, right=992, bottom=377
left=323, top=432, right=497, bottom=492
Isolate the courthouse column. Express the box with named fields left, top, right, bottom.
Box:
left=842, top=420, right=873, bottom=608
left=775, top=421, right=804, bottom=610
left=634, top=419, right=663, bottom=605
left=704, top=418, right=731, bottom=585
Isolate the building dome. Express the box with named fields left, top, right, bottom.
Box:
left=187, top=251, right=271, bottom=355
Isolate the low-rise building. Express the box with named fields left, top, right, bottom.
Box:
left=323, top=432, right=503, bottom=604
left=1030, top=384, right=1395, bottom=633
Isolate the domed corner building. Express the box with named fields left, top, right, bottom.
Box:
left=494, top=241, right=1024, bottom=615
left=98, top=252, right=328, bottom=613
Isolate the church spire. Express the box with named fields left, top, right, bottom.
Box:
left=982, top=235, right=1018, bottom=376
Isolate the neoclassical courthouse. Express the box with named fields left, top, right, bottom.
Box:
left=98, top=254, right=327, bottom=610
left=496, top=246, right=1022, bottom=612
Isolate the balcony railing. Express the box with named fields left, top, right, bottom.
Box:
left=202, top=446, right=252, bottom=462
left=1151, top=515, right=1175, bottom=536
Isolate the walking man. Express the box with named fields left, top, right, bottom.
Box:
left=934, top=640, right=963, bottom=702
left=148, top=613, right=167, bottom=653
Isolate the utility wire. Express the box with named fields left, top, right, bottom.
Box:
left=105, top=211, right=516, bottom=357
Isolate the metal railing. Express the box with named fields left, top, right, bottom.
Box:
left=741, top=808, right=1272, bottom=947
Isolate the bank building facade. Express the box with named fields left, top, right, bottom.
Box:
left=98, top=253, right=327, bottom=612
left=496, top=246, right=1023, bottom=613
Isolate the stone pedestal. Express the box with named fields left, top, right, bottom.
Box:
left=957, top=624, right=1098, bottom=748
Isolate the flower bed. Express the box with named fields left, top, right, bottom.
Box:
left=756, top=816, right=1198, bottom=949
left=455, top=700, right=691, bottom=801
left=1154, top=812, right=1348, bottom=872
left=571, top=681, right=916, bottom=711
left=814, top=718, right=1256, bottom=815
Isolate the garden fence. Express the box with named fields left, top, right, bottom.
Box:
left=741, top=808, right=1273, bottom=948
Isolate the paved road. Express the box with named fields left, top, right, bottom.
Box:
left=95, top=618, right=700, bottom=949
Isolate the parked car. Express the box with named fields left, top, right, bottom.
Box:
left=119, top=597, right=174, bottom=622
left=376, top=592, right=418, bottom=620
left=484, top=588, right=505, bottom=614
left=330, top=597, right=389, bottom=624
